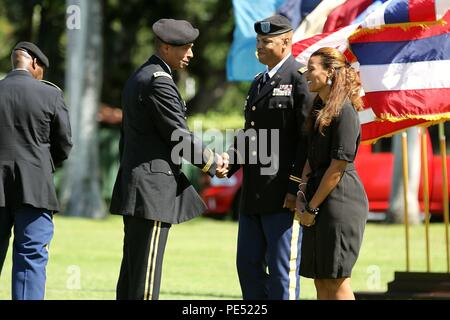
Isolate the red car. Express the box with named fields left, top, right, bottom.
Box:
left=200, top=135, right=449, bottom=220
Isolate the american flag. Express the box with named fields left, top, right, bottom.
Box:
left=292, top=0, right=450, bottom=143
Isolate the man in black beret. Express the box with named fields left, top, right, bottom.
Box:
left=0, top=42, right=72, bottom=299
left=221, top=14, right=313, bottom=300
left=10, top=41, right=50, bottom=81
left=13, top=41, right=50, bottom=68
left=254, top=14, right=293, bottom=35
left=110, top=18, right=228, bottom=300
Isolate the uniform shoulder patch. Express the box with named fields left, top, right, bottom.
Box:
left=298, top=66, right=308, bottom=74
left=153, top=71, right=172, bottom=79
left=254, top=72, right=262, bottom=79
left=40, top=79, right=62, bottom=91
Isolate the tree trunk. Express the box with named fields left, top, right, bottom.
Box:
left=386, top=127, right=421, bottom=224
left=188, top=77, right=229, bottom=114
left=37, top=1, right=67, bottom=86
left=61, top=0, right=105, bottom=218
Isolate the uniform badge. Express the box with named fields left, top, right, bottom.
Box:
left=261, top=22, right=271, bottom=33
left=272, top=84, right=292, bottom=96
left=153, top=71, right=172, bottom=79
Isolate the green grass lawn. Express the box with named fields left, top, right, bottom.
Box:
left=0, top=215, right=449, bottom=300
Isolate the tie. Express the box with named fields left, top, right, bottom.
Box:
left=258, top=72, right=268, bottom=94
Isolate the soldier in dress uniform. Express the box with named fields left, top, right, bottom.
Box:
left=0, top=42, right=72, bottom=300
left=110, top=18, right=227, bottom=300
left=222, top=15, right=314, bottom=300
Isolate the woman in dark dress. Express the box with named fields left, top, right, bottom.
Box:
left=296, top=47, right=368, bottom=300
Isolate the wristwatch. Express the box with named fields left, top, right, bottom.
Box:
left=305, top=203, right=319, bottom=215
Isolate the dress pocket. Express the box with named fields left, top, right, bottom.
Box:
left=149, top=159, right=174, bottom=176
left=267, top=96, right=292, bottom=110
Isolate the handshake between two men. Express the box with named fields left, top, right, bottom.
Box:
left=212, top=152, right=297, bottom=214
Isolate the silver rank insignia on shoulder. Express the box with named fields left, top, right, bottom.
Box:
left=298, top=66, right=308, bottom=74
left=153, top=71, right=172, bottom=79
left=254, top=72, right=262, bottom=79
left=40, top=80, right=62, bottom=91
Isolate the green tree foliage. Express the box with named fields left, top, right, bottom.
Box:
left=0, top=0, right=66, bottom=84
left=0, top=0, right=248, bottom=116
left=0, top=0, right=248, bottom=206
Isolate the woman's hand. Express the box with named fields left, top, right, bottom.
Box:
left=299, top=211, right=316, bottom=227
left=296, top=192, right=316, bottom=227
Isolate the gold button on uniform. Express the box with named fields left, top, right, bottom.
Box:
left=250, top=121, right=255, bottom=126
left=252, top=106, right=256, bottom=111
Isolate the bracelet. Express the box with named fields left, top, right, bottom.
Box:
left=201, top=150, right=214, bottom=173
left=305, top=203, right=319, bottom=215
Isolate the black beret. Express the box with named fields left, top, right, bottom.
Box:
left=13, top=41, right=49, bottom=68
left=254, top=15, right=293, bottom=36
left=152, top=19, right=199, bottom=46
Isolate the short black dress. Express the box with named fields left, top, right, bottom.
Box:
left=300, top=100, right=369, bottom=279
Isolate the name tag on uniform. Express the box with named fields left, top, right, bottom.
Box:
left=272, top=84, right=292, bottom=96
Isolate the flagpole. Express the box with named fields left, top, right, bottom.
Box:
left=402, top=131, right=410, bottom=272
left=421, top=128, right=431, bottom=272
left=439, top=123, right=450, bottom=273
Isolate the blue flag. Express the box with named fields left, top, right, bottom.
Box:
left=276, top=0, right=303, bottom=29
left=300, top=0, right=322, bottom=20
left=276, top=0, right=321, bottom=29
left=226, top=0, right=285, bottom=81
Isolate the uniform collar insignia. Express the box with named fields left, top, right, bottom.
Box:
left=298, top=66, right=308, bottom=74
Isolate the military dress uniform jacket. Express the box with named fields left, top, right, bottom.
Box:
left=227, top=55, right=313, bottom=215
left=110, top=55, right=218, bottom=224
left=0, top=70, right=72, bottom=212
